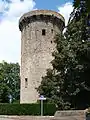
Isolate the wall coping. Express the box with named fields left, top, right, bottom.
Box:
left=19, top=10, right=65, bottom=31
left=19, top=10, right=65, bottom=24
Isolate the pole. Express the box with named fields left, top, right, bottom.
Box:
left=41, top=100, right=43, bottom=116
left=39, top=95, right=46, bottom=116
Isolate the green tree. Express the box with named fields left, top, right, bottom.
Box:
left=0, top=61, right=20, bottom=103
left=73, top=0, right=90, bottom=12
left=38, top=0, right=90, bottom=109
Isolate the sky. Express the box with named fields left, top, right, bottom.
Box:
left=0, top=0, right=73, bottom=63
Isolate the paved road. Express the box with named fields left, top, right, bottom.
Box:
left=0, top=116, right=85, bottom=120
left=0, top=116, right=53, bottom=120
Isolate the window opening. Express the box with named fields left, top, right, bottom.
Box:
left=51, top=41, right=52, bottom=43
left=25, top=78, right=28, bottom=88
left=51, top=29, right=53, bottom=33
left=42, top=29, right=46, bottom=35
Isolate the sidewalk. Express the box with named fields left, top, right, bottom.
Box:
left=0, top=116, right=53, bottom=120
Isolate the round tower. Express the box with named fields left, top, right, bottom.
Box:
left=19, top=10, right=65, bottom=103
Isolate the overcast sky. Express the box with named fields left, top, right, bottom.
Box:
left=0, top=0, right=73, bottom=63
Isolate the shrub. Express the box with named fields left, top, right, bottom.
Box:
left=0, top=103, right=56, bottom=115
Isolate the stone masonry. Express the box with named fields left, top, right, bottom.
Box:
left=19, top=10, right=65, bottom=103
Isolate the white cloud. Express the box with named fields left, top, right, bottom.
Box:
left=0, top=1, right=4, bottom=12
left=0, top=19, right=21, bottom=63
left=58, top=2, right=73, bottom=25
left=0, top=0, right=36, bottom=63
left=6, top=0, right=35, bottom=19
left=0, top=0, right=8, bottom=12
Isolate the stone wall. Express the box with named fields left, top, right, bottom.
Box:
left=52, top=110, right=85, bottom=120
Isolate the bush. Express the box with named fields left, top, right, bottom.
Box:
left=0, top=103, right=56, bottom=115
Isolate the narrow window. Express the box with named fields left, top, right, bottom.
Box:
left=42, top=29, right=46, bottom=35
left=51, top=29, right=53, bottom=33
left=51, top=41, right=52, bottom=43
left=25, top=78, right=28, bottom=88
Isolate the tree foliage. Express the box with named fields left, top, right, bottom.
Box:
left=73, top=0, right=90, bottom=12
left=0, top=61, right=20, bottom=103
left=38, top=0, right=90, bottom=109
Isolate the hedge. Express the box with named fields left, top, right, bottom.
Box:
left=0, top=103, right=56, bottom=115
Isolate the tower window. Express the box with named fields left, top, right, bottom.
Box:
left=25, top=78, right=28, bottom=88
left=42, top=29, right=46, bottom=35
left=51, top=41, right=52, bottom=43
left=51, top=29, right=53, bottom=33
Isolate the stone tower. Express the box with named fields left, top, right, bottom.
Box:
left=19, top=10, right=65, bottom=103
